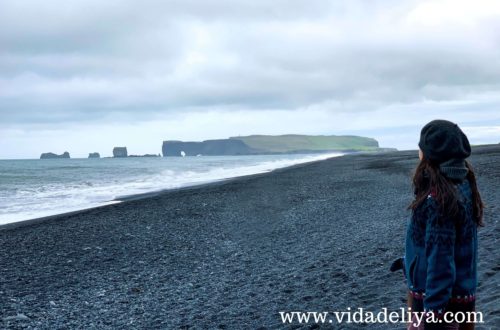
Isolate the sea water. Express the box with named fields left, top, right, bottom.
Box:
left=0, top=153, right=342, bottom=225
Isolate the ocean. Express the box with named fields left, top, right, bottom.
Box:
left=0, top=153, right=343, bottom=225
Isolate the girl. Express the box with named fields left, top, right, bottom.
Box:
left=405, top=120, right=484, bottom=330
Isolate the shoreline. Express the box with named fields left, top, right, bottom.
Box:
left=0, top=152, right=349, bottom=231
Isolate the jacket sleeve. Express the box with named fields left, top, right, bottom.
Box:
left=423, top=197, right=456, bottom=314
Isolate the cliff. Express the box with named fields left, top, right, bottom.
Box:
left=162, top=139, right=257, bottom=157
left=40, top=152, right=70, bottom=159
left=113, top=147, right=128, bottom=158
left=88, top=152, right=100, bottom=158
left=162, top=134, right=382, bottom=157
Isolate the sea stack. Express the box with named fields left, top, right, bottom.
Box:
left=40, top=152, right=70, bottom=159
left=113, top=147, right=128, bottom=158
left=88, top=152, right=100, bottom=158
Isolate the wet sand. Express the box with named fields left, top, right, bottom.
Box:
left=1, top=146, right=499, bottom=329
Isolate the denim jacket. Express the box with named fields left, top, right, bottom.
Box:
left=404, top=179, right=478, bottom=313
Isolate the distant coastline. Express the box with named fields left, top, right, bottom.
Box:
left=162, top=134, right=395, bottom=157
left=35, top=134, right=396, bottom=160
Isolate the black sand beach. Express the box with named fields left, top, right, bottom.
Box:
left=1, top=146, right=499, bottom=329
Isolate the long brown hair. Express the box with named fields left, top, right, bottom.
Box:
left=408, top=158, right=484, bottom=226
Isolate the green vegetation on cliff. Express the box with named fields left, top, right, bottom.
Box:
left=229, top=134, right=379, bottom=153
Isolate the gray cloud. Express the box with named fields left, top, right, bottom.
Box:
left=1, top=0, right=500, bottom=157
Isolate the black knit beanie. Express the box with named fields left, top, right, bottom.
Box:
left=418, top=119, right=471, bottom=164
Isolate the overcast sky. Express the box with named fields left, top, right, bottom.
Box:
left=1, top=0, right=500, bottom=159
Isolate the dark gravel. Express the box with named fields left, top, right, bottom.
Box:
left=1, top=146, right=499, bottom=329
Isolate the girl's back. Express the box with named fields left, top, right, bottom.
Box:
left=404, top=119, right=484, bottom=329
